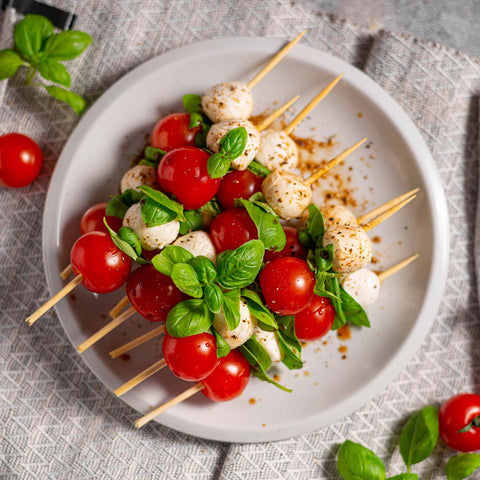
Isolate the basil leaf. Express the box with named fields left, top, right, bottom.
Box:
left=45, top=85, right=86, bottom=115
left=0, top=50, right=23, bottom=79
left=222, top=288, right=241, bottom=330
left=103, top=219, right=147, bottom=265
left=339, top=285, right=370, bottom=328
left=314, top=271, right=341, bottom=302
left=118, top=226, right=142, bottom=256
left=106, top=189, right=144, bottom=219
left=337, top=440, right=386, bottom=480
left=204, top=284, right=224, bottom=314
left=216, top=240, right=265, bottom=289
left=145, top=145, right=166, bottom=161
left=446, top=453, right=480, bottom=480
left=190, top=256, right=217, bottom=283
left=298, top=228, right=315, bottom=250
left=212, top=327, right=230, bottom=358
left=152, top=245, right=194, bottom=276
left=307, top=204, right=325, bottom=246
left=195, top=125, right=210, bottom=148
left=316, top=244, right=334, bottom=272
left=399, top=405, right=439, bottom=468
left=219, top=127, right=248, bottom=160
left=276, top=315, right=303, bottom=370
left=248, top=159, right=271, bottom=177
left=179, top=210, right=203, bottom=235
left=14, top=15, right=53, bottom=60
left=198, top=199, right=221, bottom=218
left=43, top=31, right=93, bottom=60
left=189, top=111, right=203, bottom=129
left=139, top=185, right=185, bottom=223
left=166, top=299, right=213, bottom=337
left=171, top=263, right=203, bottom=298
left=249, top=192, right=266, bottom=203
left=38, top=59, right=71, bottom=87
left=241, top=289, right=278, bottom=331
left=387, top=475, right=418, bottom=480
left=183, top=93, right=202, bottom=113
left=207, top=152, right=230, bottom=179
left=141, top=197, right=177, bottom=227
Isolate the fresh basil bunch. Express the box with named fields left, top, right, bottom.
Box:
left=182, top=94, right=211, bottom=147
left=0, top=14, right=92, bottom=114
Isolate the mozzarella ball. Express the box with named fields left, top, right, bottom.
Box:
left=341, top=268, right=380, bottom=309
left=213, top=298, right=257, bottom=349
left=123, top=203, right=179, bottom=251
left=253, top=327, right=283, bottom=363
left=320, top=204, right=357, bottom=230
left=322, top=225, right=373, bottom=273
left=262, top=170, right=312, bottom=220
left=173, top=231, right=216, bottom=262
left=201, top=81, right=254, bottom=123
left=120, top=164, right=158, bottom=193
left=255, top=129, right=299, bottom=171
left=206, top=118, right=260, bottom=171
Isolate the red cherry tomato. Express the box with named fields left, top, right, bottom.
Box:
left=264, top=226, right=307, bottom=263
left=80, top=202, right=123, bottom=235
left=217, top=170, right=263, bottom=210
left=201, top=349, right=250, bottom=402
left=209, top=208, right=258, bottom=253
left=163, top=332, right=218, bottom=381
left=439, top=393, right=480, bottom=452
left=70, top=232, right=132, bottom=293
left=259, top=257, right=315, bottom=315
left=151, top=113, right=200, bottom=151
left=0, top=133, right=43, bottom=188
left=157, top=146, right=220, bottom=210
left=294, top=295, right=335, bottom=341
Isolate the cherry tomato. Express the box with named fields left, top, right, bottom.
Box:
left=151, top=113, right=200, bottom=151
left=259, top=257, right=315, bottom=315
left=0, top=133, right=43, bottom=188
left=264, top=226, right=307, bottom=263
left=294, top=295, right=335, bottom=341
left=439, top=393, right=480, bottom=452
left=126, top=264, right=186, bottom=322
left=163, top=332, right=218, bottom=381
left=201, top=349, right=250, bottom=402
left=70, top=231, right=132, bottom=293
left=80, top=202, right=123, bottom=235
left=217, top=170, right=263, bottom=210
left=157, top=146, right=220, bottom=210
left=209, top=208, right=258, bottom=253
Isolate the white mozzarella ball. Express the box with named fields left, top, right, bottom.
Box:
left=206, top=118, right=260, bottom=171
left=262, top=170, right=312, bottom=220
left=123, top=203, right=179, bottom=251
left=120, top=165, right=158, bottom=193
left=253, top=327, right=283, bottom=363
left=320, top=204, right=357, bottom=230
left=201, top=81, right=254, bottom=123
left=213, top=299, right=257, bottom=349
left=341, top=268, right=380, bottom=309
left=322, top=225, right=373, bottom=273
left=255, top=129, right=299, bottom=171
left=173, top=231, right=216, bottom=262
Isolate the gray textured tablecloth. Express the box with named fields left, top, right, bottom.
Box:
left=1, top=1, right=479, bottom=478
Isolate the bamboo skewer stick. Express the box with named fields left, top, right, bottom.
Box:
left=109, top=295, right=130, bottom=319
left=377, top=254, right=419, bottom=283
left=115, top=358, right=167, bottom=397
left=60, top=264, right=73, bottom=280
left=26, top=274, right=83, bottom=326
left=109, top=325, right=166, bottom=358
left=247, top=30, right=307, bottom=90
left=256, top=95, right=300, bottom=132
left=362, top=196, right=416, bottom=233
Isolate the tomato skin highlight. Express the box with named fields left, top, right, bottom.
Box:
left=294, top=295, right=335, bottom=341
left=126, top=264, right=186, bottom=322
left=0, top=133, right=43, bottom=188
left=163, top=332, right=218, bottom=381
left=259, top=257, right=315, bottom=315
left=217, top=170, right=263, bottom=210
left=201, top=350, right=250, bottom=402
left=70, top=231, right=132, bottom=293
left=151, top=113, right=200, bottom=151
left=80, top=202, right=122, bottom=235
left=439, top=393, right=480, bottom=452
left=264, top=226, right=307, bottom=263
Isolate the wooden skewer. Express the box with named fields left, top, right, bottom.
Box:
left=109, top=295, right=130, bottom=319
left=135, top=383, right=205, bottom=428
left=256, top=95, right=300, bottom=133
left=109, top=325, right=166, bottom=358
left=362, top=196, right=416, bottom=233
left=356, top=188, right=420, bottom=226
left=283, top=74, right=343, bottom=136
left=114, top=358, right=167, bottom=397
left=377, top=254, right=419, bottom=283
left=305, top=138, right=367, bottom=186
left=77, top=305, right=136, bottom=353
left=26, top=274, right=83, bottom=326
left=247, top=30, right=307, bottom=90
left=60, top=264, right=73, bottom=280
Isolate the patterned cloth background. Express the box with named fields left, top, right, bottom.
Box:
left=0, top=1, right=479, bottom=478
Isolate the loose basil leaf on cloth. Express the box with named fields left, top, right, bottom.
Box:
left=222, top=288, right=241, bottom=330
left=14, top=14, right=53, bottom=60
left=247, top=159, right=271, bottom=177
left=103, top=219, right=148, bottom=265
left=386, top=474, right=418, bottom=480
left=139, top=185, right=185, bottom=226
left=241, top=289, right=278, bottom=331
left=106, top=188, right=144, bottom=219
left=179, top=210, right=203, bottom=235
left=43, top=31, right=93, bottom=60
left=211, top=327, right=230, bottom=358
left=45, top=85, right=86, bottom=114
left=337, top=440, right=386, bottom=480
left=171, top=263, right=203, bottom=298
left=275, top=315, right=303, bottom=370
left=306, top=204, right=325, bottom=246
left=446, top=453, right=480, bottom=480
left=399, top=405, right=439, bottom=469
left=166, top=299, right=213, bottom=337
left=152, top=245, right=194, bottom=276
left=316, top=244, right=334, bottom=272
left=0, top=50, right=23, bottom=80
left=204, top=284, right=224, bottom=314
left=190, top=256, right=217, bottom=284
left=38, top=59, right=71, bottom=87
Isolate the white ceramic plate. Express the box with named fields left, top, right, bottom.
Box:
left=43, top=37, right=449, bottom=443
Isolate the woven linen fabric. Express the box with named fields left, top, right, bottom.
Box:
left=0, top=1, right=478, bottom=479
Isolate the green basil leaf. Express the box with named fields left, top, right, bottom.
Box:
left=298, top=228, right=315, bottom=250
left=222, top=288, right=241, bottom=330
left=0, top=50, right=23, bottom=79
left=207, top=152, right=230, bottom=179
left=316, top=244, right=334, bottom=272
left=195, top=124, right=210, bottom=148
left=314, top=271, right=341, bottom=302
left=139, top=185, right=185, bottom=222
left=211, top=326, right=230, bottom=358
left=190, top=256, right=217, bottom=283
left=152, top=245, right=194, bottom=276
left=248, top=159, right=271, bottom=178
left=106, top=188, right=144, bottom=219
left=216, top=239, right=265, bottom=289
left=248, top=192, right=266, bottom=203
left=276, top=315, right=303, bottom=370
left=43, top=31, right=93, bottom=60
left=145, top=145, right=166, bottom=161
left=306, top=249, right=316, bottom=271
left=103, top=219, right=147, bottom=265
left=45, top=85, right=86, bottom=115
left=38, top=59, right=71, bottom=87
left=219, top=126, right=247, bottom=160
left=241, top=289, right=278, bottom=331
left=179, top=210, right=204, bottom=235
left=204, top=284, right=224, bottom=314
left=171, top=263, right=203, bottom=298
left=387, top=475, right=418, bottom=480
left=339, top=285, right=370, bottom=328
left=166, top=299, right=213, bottom=337
left=189, top=111, right=203, bottom=128
left=198, top=199, right=221, bottom=218
left=183, top=93, right=202, bottom=113
left=446, top=453, right=480, bottom=480
left=141, top=197, right=177, bottom=227
left=399, top=405, right=439, bottom=468
left=307, top=204, right=325, bottom=246
left=118, top=226, right=142, bottom=256
left=337, top=440, right=386, bottom=480
left=14, top=15, right=53, bottom=60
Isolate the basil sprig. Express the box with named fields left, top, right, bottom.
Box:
left=139, top=185, right=185, bottom=227
left=446, top=453, right=480, bottom=480
left=152, top=245, right=194, bottom=275
left=247, top=159, right=271, bottom=178
left=106, top=188, right=144, bottom=219
left=337, top=440, right=386, bottom=480
left=103, top=219, right=147, bottom=265
left=166, top=299, right=213, bottom=337
left=0, top=14, right=92, bottom=114
left=182, top=94, right=211, bottom=147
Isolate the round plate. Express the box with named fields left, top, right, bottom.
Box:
left=43, top=37, right=449, bottom=443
